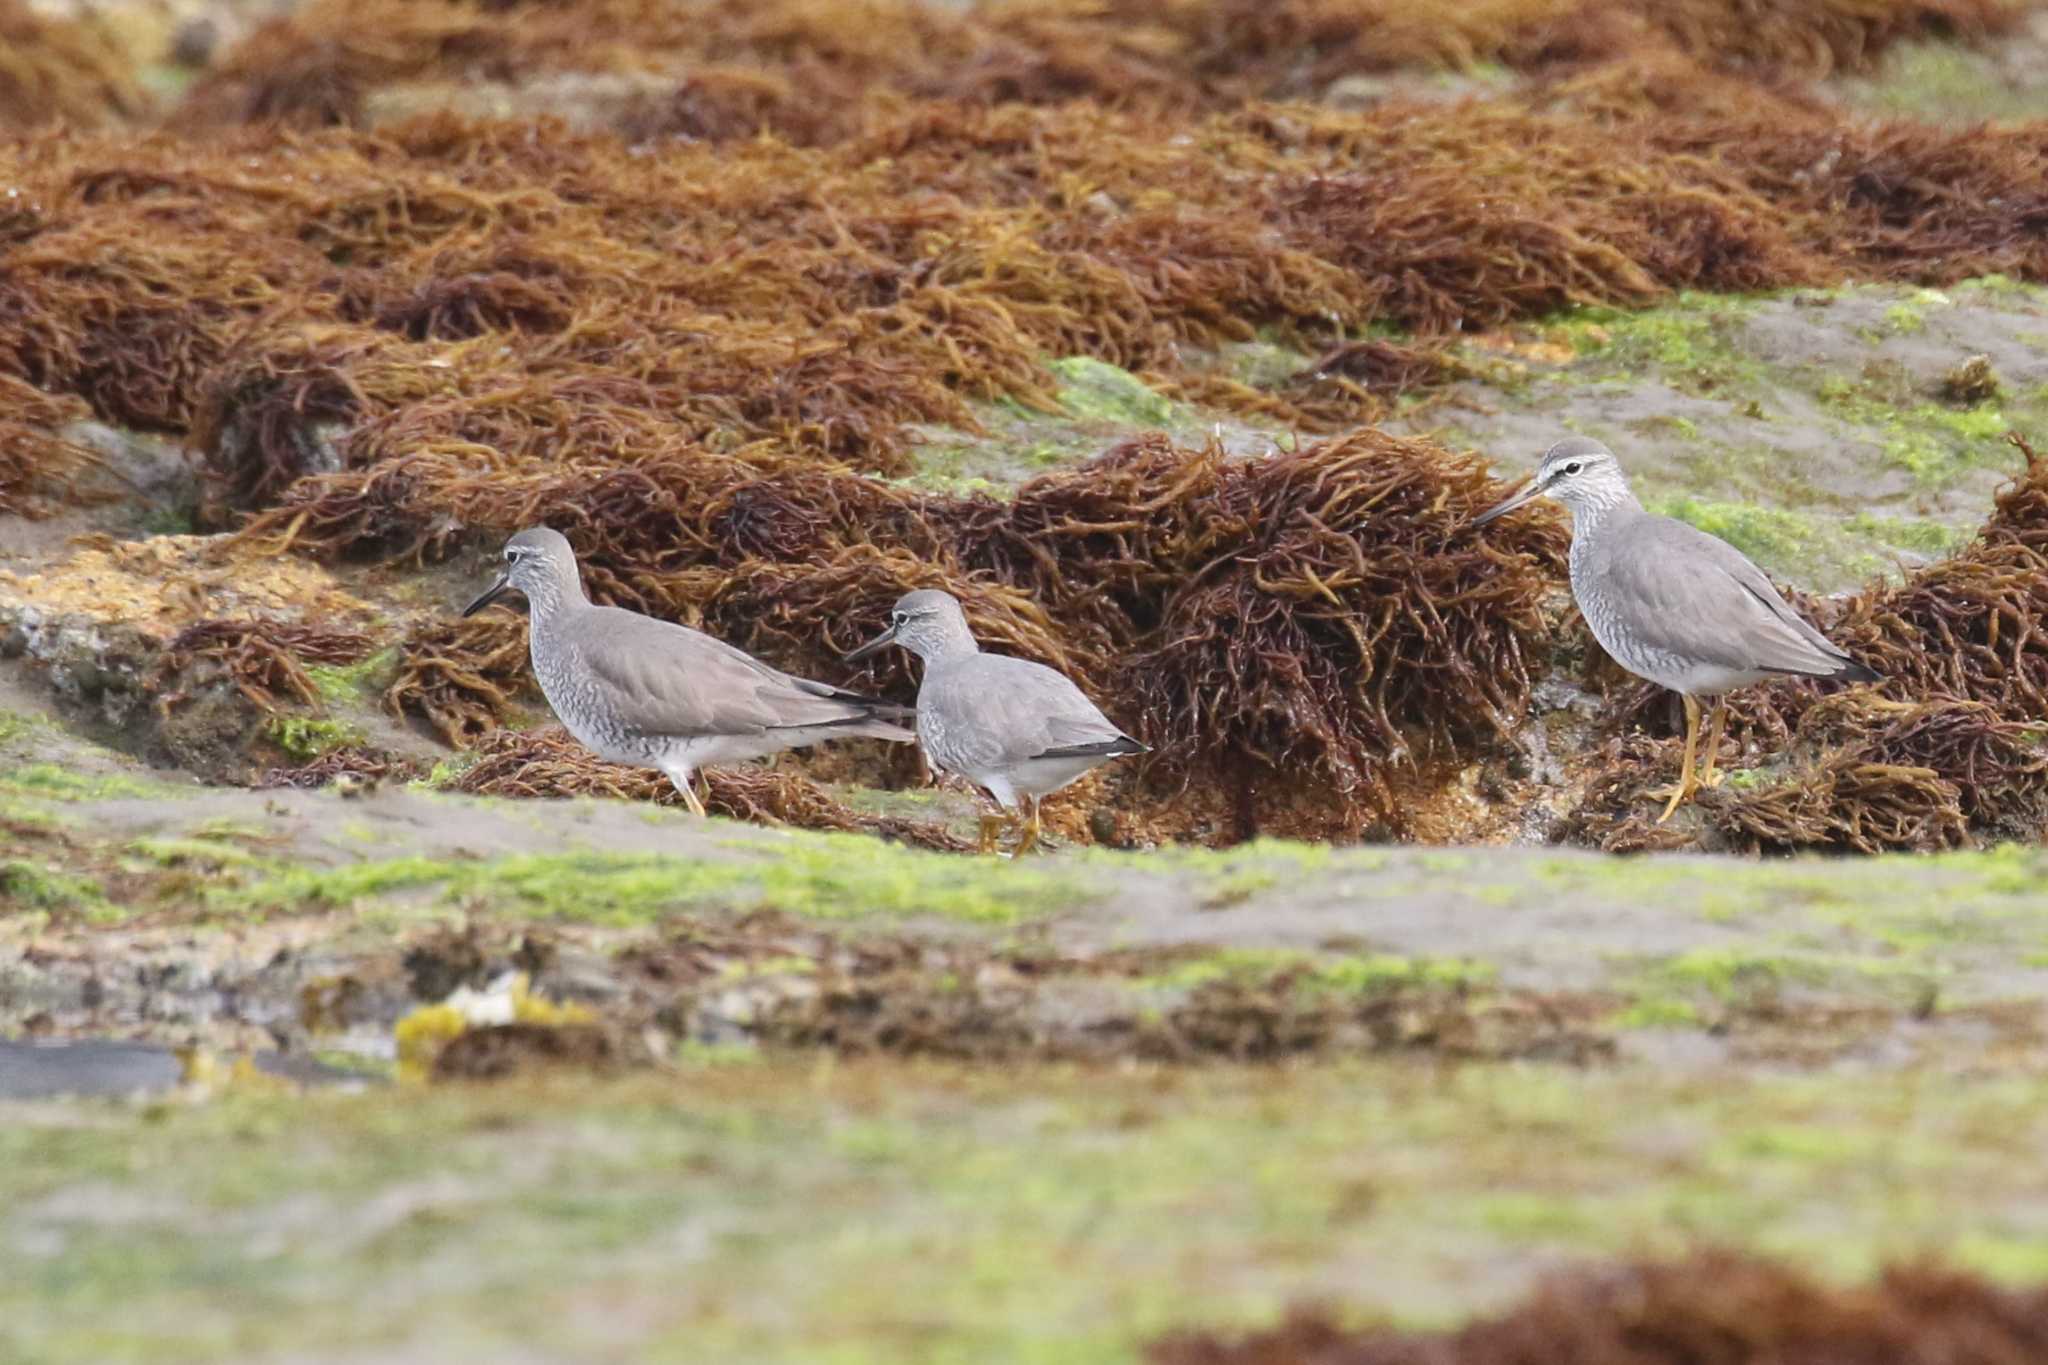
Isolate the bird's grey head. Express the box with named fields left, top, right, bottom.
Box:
left=1473, top=437, right=1635, bottom=526
left=462, top=526, right=581, bottom=618
left=844, top=588, right=979, bottom=665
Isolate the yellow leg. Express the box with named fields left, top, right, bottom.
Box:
left=976, top=812, right=1009, bottom=855
left=1697, top=696, right=1728, bottom=789
left=1654, top=695, right=1702, bottom=824
left=676, top=773, right=708, bottom=818
left=1012, top=798, right=1042, bottom=857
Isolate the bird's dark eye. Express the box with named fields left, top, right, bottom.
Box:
left=891, top=612, right=905, bottom=626
left=1562, top=461, right=1583, bottom=476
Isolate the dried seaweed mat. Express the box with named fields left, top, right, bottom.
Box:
left=1149, top=1249, right=2048, bottom=1364
left=451, top=729, right=974, bottom=853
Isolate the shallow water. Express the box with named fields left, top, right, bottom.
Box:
left=0, top=1039, right=368, bottom=1100
left=0, top=1039, right=181, bottom=1100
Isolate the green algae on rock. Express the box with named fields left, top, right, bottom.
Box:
left=225, top=837, right=1092, bottom=927
left=12, top=1059, right=2048, bottom=1362
left=264, top=715, right=368, bottom=762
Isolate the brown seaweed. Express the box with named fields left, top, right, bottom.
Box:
left=385, top=613, right=532, bottom=747
left=173, top=0, right=2022, bottom=138
left=450, top=727, right=973, bottom=851
left=1149, top=1249, right=2048, bottom=1364
left=159, top=617, right=374, bottom=713
left=0, top=373, right=96, bottom=517
left=0, top=0, right=145, bottom=132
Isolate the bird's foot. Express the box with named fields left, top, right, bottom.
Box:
left=1012, top=815, right=1043, bottom=857
left=976, top=814, right=1008, bottom=856
left=1697, top=762, right=1725, bottom=790
left=1649, top=778, right=1700, bottom=824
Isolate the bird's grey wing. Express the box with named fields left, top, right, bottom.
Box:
left=1033, top=677, right=1135, bottom=754
left=578, top=609, right=905, bottom=739
left=1599, top=517, right=1853, bottom=676
left=933, top=656, right=1128, bottom=768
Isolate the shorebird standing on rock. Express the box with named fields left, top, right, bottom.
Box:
left=1474, top=437, right=1880, bottom=823
left=463, top=527, right=914, bottom=815
left=846, top=589, right=1147, bottom=855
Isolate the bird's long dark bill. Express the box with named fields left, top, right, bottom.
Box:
left=1473, top=479, right=1542, bottom=526
left=461, top=576, right=512, bottom=618
left=843, top=626, right=898, bottom=663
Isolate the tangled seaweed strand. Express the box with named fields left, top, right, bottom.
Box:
left=172, top=0, right=2020, bottom=136
left=0, top=0, right=144, bottom=132
left=1149, top=1248, right=2048, bottom=1364
left=1136, top=972, right=1610, bottom=1065
left=452, top=729, right=973, bottom=852
left=385, top=614, right=532, bottom=748
left=0, top=373, right=96, bottom=517
left=191, top=323, right=439, bottom=514
left=935, top=431, right=1566, bottom=813
left=12, top=66, right=2048, bottom=545
left=1837, top=437, right=2048, bottom=707
left=1127, top=431, right=1566, bottom=803
left=5, top=81, right=2048, bottom=557
left=1714, top=746, right=1973, bottom=855
left=160, top=618, right=375, bottom=714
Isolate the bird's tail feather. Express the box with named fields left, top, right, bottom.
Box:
left=1763, top=656, right=1880, bottom=685
left=769, top=689, right=915, bottom=742
left=850, top=720, right=917, bottom=743
left=1036, top=735, right=1149, bottom=760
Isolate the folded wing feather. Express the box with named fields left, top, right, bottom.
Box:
left=1601, top=517, right=1854, bottom=677
left=944, top=655, right=1131, bottom=768
left=579, top=607, right=906, bottom=739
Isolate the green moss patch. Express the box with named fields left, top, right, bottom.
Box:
left=1048, top=356, right=1182, bottom=426
left=1144, top=947, right=1489, bottom=996
left=1833, top=41, right=2048, bottom=126
left=305, top=647, right=400, bottom=706
left=1844, top=398, right=2016, bottom=486
left=11, top=1061, right=2048, bottom=1361
left=0, top=858, right=108, bottom=915
left=1552, top=292, right=1765, bottom=395
left=0, top=764, right=172, bottom=804
left=264, top=715, right=369, bottom=761
left=901, top=356, right=1278, bottom=495
left=225, top=835, right=1092, bottom=926
left=1844, top=512, right=1968, bottom=557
